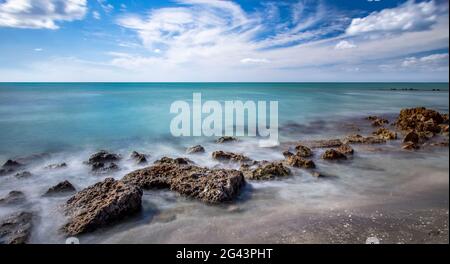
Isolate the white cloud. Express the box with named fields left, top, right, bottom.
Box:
left=335, top=40, right=356, bottom=50
left=97, top=0, right=113, bottom=13
left=92, top=11, right=101, bottom=20
left=402, top=53, right=448, bottom=68
left=0, top=0, right=87, bottom=29
left=346, top=0, right=443, bottom=36
left=34, top=48, right=43, bottom=52
left=240, top=58, right=270, bottom=64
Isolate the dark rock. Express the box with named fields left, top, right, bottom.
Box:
left=0, top=191, right=26, bottom=206
left=211, top=151, right=252, bottom=164
left=0, top=168, right=15, bottom=176
left=43, top=180, right=76, bottom=196
left=403, top=131, right=420, bottom=144
left=63, top=178, right=142, bottom=235
left=86, top=150, right=121, bottom=164
left=0, top=211, right=33, bottom=244
left=395, top=107, right=445, bottom=139
left=91, top=162, right=119, bottom=173
left=186, top=145, right=205, bottom=154
left=154, top=156, right=193, bottom=165
left=216, top=136, right=238, bottom=143
left=2, top=160, right=22, bottom=169
left=294, top=144, right=313, bottom=157
left=321, top=149, right=347, bottom=160
left=240, top=161, right=290, bottom=180
left=300, top=139, right=343, bottom=148
left=373, top=128, right=397, bottom=140
left=283, top=151, right=316, bottom=168
left=130, top=151, right=148, bottom=165
left=371, top=118, right=389, bottom=127
left=44, top=162, right=67, bottom=170
left=344, top=134, right=386, bottom=144
left=14, top=171, right=32, bottom=179
left=122, top=163, right=245, bottom=203
left=402, top=141, right=420, bottom=150
left=337, top=144, right=354, bottom=155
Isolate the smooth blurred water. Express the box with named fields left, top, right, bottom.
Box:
left=0, top=82, right=448, bottom=156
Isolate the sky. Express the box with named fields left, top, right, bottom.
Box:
left=0, top=0, right=448, bottom=82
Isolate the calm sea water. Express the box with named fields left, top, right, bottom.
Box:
left=0, top=83, right=448, bottom=243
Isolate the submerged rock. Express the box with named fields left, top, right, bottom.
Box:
left=240, top=161, right=290, bottom=180
left=294, top=144, right=313, bottom=157
left=186, top=145, right=205, bottom=154
left=0, top=160, right=23, bottom=176
left=212, top=151, right=252, bottom=164
left=91, top=162, right=119, bottom=173
left=283, top=151, right=315, bottom=169
left=63, top=178, right=142, bottom=235
left=402, top=141, right=420, bottom=150
left=44, top=162, right=67, bottom=170
left=344, top=134, right=386, bottom=144
left=85, top=150, right=121, bottom=172
left=0, top=211, right=33, bottom=244
left=154, top=156, right=193, bottom=165
left=337, top=144, right=354, bottom=155
left=373, top=128, right=397, bottom=140
left=122, top=162, right=245, bottom=203
left=130, top=151, right=148, bottom=165
left=43, top=180, right=76, bottom=196
left=216, top=136, right=238, bottom=143
left=300, top=139, right=343, bottom=148
left=371, top=118, right=389, bottom=127
left=321, top=149, right=347, bottom=160
left=0, top=191, right=26, bottom=206
left=14, top=171, right=32, bottom=179
left=403, top=131, right=420, bottom=144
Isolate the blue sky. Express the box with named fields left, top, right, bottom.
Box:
left=0, top=0, right=448, bottom=81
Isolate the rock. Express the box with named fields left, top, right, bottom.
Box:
left=371, top=118, right=389, bottom=127
left=395, top=107, right=445, bottom=139
left=85, top=150, right=121, bottom=172
left=403, top=131, right=420, bottom=144
left=216, top=136, right=238, bottom=143
left=0, top=191, right=26, bottom=206
left=373, top=128, right=397, bottom=140
left=44, top=162, right=67, bottom=170
left=294, top=144, right=313, bottom=157
left=0, top=168, right=15, bottom=176
left=212, top=151, right=252, bottom=164
left=43, top=180, right=76, bottom=196
left=300, top=139, right=343, bottom=148
left=63, top=178, right=142, bottom=235
left=122, top=163, right=245, bottom=203
left=91, top=162, right=119, bottom=173
left=154, top=156, right=193, bottom=165
left=130, top=151, right=148, bottom=165
left=14, top=171, right=32, bottom=179
left=439, top=124, right=449, bottom=134
left=365, top=116, right=379, bottom=121
left=429, top=141, right=449, bottom=147
left=240, top=161, right=290, bottom=180
left=321, top=149, right=347, bottom=160
left=344, top=134, right=386, bottom=144
left=0, top=211, right=33, bottom=244
left=337, top=144, right=354, bottom=155
left=402, top=141, right=420, bottom=150
left=283, top=151, right=315, bottom=168
left=186, top=145, right=205, bottom=154
left=0, top=160, right=22, bottom=176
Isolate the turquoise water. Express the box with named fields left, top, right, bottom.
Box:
left=0, top=82, right=448, bottom=156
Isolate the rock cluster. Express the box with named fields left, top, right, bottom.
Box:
left=0, top=191, right=26, bottom=206
left=186, top=145, right=205, bottom=154
left=240, top=161, right=290, bottom=180
left=321, top=149, right=347, bottom=160
left=212, top=151, right=252, bottom=164
left=0, top=211, right=33, bottom=244
left=372, top=128, right=397, bottom=140
left=85, top=150, right=121, bottom=173
left=283, top=151, right=316, bottom=168
left=130, top=151, right=148, bottom=165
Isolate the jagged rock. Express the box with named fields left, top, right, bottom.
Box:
left=154, top=156, right=193, bottom=165
left=0, top=211, right=33, bottom=244
left=0, top=191, right=26, bottom=206
left=85, top=151, right=121, bottom=172
left=91, top=162, right=119, bottom=173
left=186, top=145, right=205, bottom=154
left=44, top=162, right=67, bottom=170
left=283, top=151, right=315, bottom=168
left=344, top=134, right=386, bottom=144
left=321, top=149, right=347, bottom=160
left=14, top=171, right=32, bottom=179
left=122, top=163, right=245, bottom=203
left=300, top=139, right=343, bottom=148
left=294, top=144, right=313, bottom=157
left=43, top=180, right=76, bottom=196
left=337, top=144, right=354, bottom=155
left=130, top=151, right=148, bottom=164
left=373, top=128, right=397, bottom=140
left=403, top=131, right=420, bottom=144
left=402, top=142, right=420, bottom=150
left=240, top=161, right=290, bottom=180
left=395, top=107, right=445, bottom=139
left=212, top=151, right=252, bottom=164
left=63, top=178, right=142, bottom=235
left=216, top=136, right=238, bottom=143
left=0, top=160, right=23, bottom=176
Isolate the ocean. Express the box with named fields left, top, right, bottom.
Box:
left=0, top=82, right=448, bottom=243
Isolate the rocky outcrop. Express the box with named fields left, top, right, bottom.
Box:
left=373, top=128, right=397, bottom=140
left=44, top=162, right=67, bottom=170
left=395, top=107, right=446, bottom=139
left=43, top=180, right=76, bottom=196
left=154, top=156, right=193, bottom=165
left=371, top=118, right=389, bottom=127
left=294, top=144, right=313, bottom=157
left=0, top=191, right=26, bottom=206
left=130, top=151, right=148, bottom=165
left=62, top=178, right=142, bottom=235
left=216, top=136, right=238, bottom=143
left=212, top=151, right=252, bottom=164
left=186, top=145, right=205, bottom=154
left=337, top=144, right=354, bottom=155
left=344, top=134, right=386, bottom=144
left=240, top=161, right=290, bottom=180
left=283, top=151, right=315, bottom=169
left=403, top=131, right=420, bottom=144
left=300, top=139, right=343, bottom=148
left=14, top=171, right=32, bottom=179
left=85, top=150, right=121, bottom=173
left=0, top=211, right=33, bottom=244
left=321, top=149, right=347, bottom=160
left=122, top=161, right=245, bottom=203
left=0, top=160, right=23, bottom=176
